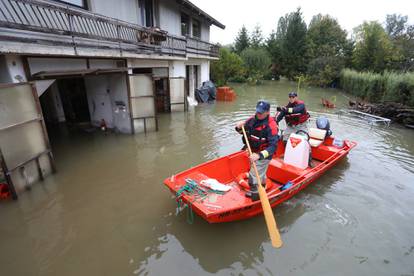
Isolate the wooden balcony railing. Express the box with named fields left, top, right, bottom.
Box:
left=0, top=0, right=188, bottom=57
left=187, top=36, right=219, bottom=57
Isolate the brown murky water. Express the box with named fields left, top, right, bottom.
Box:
left=1, top=80, right=414, bottom=275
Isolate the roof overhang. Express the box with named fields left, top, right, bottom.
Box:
left=176, top=0, right=225, bottom=29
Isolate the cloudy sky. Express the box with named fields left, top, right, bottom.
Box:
left=190, top=0, right=414, bottom=45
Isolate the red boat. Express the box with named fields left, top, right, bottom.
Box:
left=164, top=128, right=356, bottom=223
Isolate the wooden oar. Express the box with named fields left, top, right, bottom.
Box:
left=241, top=125, right=283, bottom=248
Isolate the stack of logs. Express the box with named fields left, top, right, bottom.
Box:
left=216, top=87, right=236, bottom=101
left=349, top=100, right=414, bottom=127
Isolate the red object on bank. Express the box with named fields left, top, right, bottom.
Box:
left=321, top=98, right=335, bottom=108
left=0, top=183, right=11, bottom=199
left=216, top=86, right=236, bottom=101
left=164, top=137, right=356, bottom=223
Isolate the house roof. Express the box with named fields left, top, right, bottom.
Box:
left=176, top=0, right=225, bottom=29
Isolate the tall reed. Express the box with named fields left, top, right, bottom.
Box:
left=340, top=69, right=414, bottom=106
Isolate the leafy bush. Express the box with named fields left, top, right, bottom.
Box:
left=240, top=47, right=271, bottom=84
left=307, top=56, right=344, bottom=87
left=210, top=48, right=245, bottom=86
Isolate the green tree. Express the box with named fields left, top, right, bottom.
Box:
left=266, top=31, right=283, bottom=79
left=386, top=14, right=408, bottom=39
left=280, top=8, right=308, bottom=80
left=306, top=14, right=349, bottom=86
left=352, top=21, right=394, bottom=72
left=251, top=24, right=264, bottom=48
left=240, top=48, right=271, bottom=84
left=265, top=15, right=289, bottom=79
left=307, top=14, right=348, bottom=58
left=234, top=26, right=250, bottom=54
left=385, top=14, right=414, bottom=71
left=307, top=56, right=344, bottom=87
left=210, top=47, right=244, bottom=86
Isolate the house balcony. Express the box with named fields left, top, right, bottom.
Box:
left=0, top=0, right=219, bottom=59
left=186, top=36, right=219, bottom=59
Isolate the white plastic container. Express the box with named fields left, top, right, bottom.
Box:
left=284, top=133, right=310, bottom=169
left=333, top=137, right=344, bottom=148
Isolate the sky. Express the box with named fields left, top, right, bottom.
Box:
left=190, top=0, right=414, bottom=45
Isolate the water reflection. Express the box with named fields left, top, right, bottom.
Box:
left=1, top=81, right=414, bottom=276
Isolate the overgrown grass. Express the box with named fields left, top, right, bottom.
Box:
left=340, top=69, right=414, bottom=106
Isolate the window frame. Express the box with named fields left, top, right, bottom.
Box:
left=52, top=0, right=88, bottom=10
left=181, top=13, right=190, bottom=36
left=192, top=18, right=201, bottom=39
left=139, top=0, right=154, bottom=27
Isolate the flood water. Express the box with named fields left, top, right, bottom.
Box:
left=1, top=80, right=414, bottom=275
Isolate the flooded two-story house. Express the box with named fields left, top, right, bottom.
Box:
left=0, top=0, right=225, bottom=198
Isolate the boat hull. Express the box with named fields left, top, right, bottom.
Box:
left=164, top=139, right=356, bottom=223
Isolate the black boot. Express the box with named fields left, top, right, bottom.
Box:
left=245, top=184, right=260, bottom=201
left=250, top=191, right=259, bottom=201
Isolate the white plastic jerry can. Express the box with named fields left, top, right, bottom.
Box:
left=283, top=133, right=310, bottom=169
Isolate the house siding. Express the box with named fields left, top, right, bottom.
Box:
left=158, top=0, right=181, bottom=36
left=88, top=0, right=140, bottom=25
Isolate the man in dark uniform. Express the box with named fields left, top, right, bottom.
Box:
left=276, top=91, right=310, bottom=141
left=235, top=100, right=279, bottom=201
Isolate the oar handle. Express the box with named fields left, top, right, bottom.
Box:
left=241, top=126, right=262, bottom=186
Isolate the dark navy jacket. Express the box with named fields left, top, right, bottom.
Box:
left=241, top=115, right=279, bottom=160
left=276, top=100, right=309, bottom=125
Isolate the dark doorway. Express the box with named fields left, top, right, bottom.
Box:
left=154, top=78, right=170, bottom=113
left=185, top=65, right=190, bottom=97
left=57, top=78, right=90, bottom=124
left=194, top=65, right=199, bottom=89
left=39, top=86, right=60, bottom=126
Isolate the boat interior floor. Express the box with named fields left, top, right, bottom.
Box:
left=184, top=156, right=323, bottom=213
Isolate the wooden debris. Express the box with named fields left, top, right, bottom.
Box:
left=349, top=100, right=414, bottom=128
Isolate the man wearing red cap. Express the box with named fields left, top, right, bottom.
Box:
left=235, top=100, right=279, bottom=201
left=276, top=92, right=310, bottom=141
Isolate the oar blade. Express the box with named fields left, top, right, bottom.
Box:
left=258, top=185, right=283, bottom=248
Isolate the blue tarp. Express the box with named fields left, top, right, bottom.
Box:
left=195, top=81, right=216, bottom=103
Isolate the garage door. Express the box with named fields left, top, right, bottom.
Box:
left=0, top=83, right=55, bottom=199
left=128, top=74, right=158, bottom=133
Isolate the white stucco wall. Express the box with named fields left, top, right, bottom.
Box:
left=89, top=59, right=124, bottom=69
left=84, top=74, right=131, bottom=133
left=0, top=55, right=27, bottom=83
left=169, top=60, right=186, bottom=78
left=201, top=23, right=210, bottom=42
left=200, top=60, right=210, bottom=84
left=158, top=0, right=181, bottom=36
left=128, top=59, right=169, bottom=68
left=89, top=0, right=140, bottom=24
left=186, top=59, right=209, bottom=84
left=158, top=0, right=211, bottom=41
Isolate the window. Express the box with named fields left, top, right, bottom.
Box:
left=139, top=0, right=154, bottom=27
left=192, top=19, right=201, bottom=38
left=53, top=0, right=88, bottom=9
left=181, top=13, right=190, bottom=36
